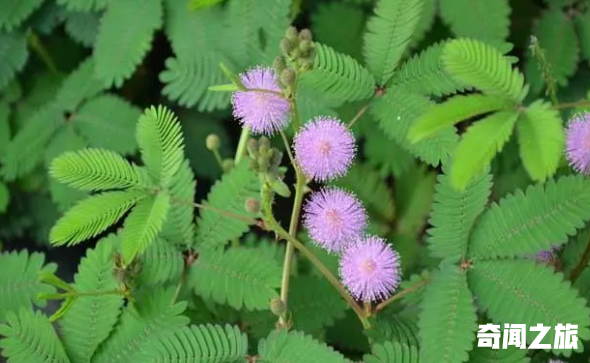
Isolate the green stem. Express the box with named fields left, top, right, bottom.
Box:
left=347, top=104, right=370, bottom=129
left=28, top=32, right=59, bottom=76
left=553, top=100, right=590, bottom=110
left=262, top=190, right=369, bottom=328
left=374, top=279, right=429, bottom=312
left=211, top=149, right=224, bottom=170
left=570, top=235, right=590, bottom=284
left=234, top=126, right=251, bottom=164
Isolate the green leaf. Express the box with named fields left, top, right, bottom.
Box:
left=121, top=191, right=171, bottom=264
left=54, top=58, right=108, bottom=112
left=0, top=250, right=57, bottom=320
left=439, top=0, right=510, bottom=49
left=0, top=104, right=63, bottom=181
left=443, top=38, right=528, bottom=102
left=0, top=31, right=28, bottom=91
left=137, top=105, right=185, bottom=188
left=525, top=9, right=579, bottom=94
left=58, top=238, right=123, bottom=363
left=468, top=175, right=590, bottom=259
left=49, top=190, right=146, bottom=247
left=467, top=345, right=530, bottom=363
left=299, top=42, right=375, bottom=106
left=92, top=287, right=189, bottom=363
left=576, top=11, right=590, bottom=66
left=0, top=309, right=70, bottom=363
left=258, top=329, right=349, bottom=363
left=136, top=237, right=183, bottom=285
left=138, top=324, right=248, bottom=361
left=57, top=0, right=109, bottom=11
left=64, top=11, right=100, bottom=47
left=189, top=247, right=282, bottom=311
left=516, top=100, right=564, bottom=182
left=0, top=181, right=9, bottom=213
left=194, top=160, right=259, bottom=249
left=94, top=0, right=163, bottom=87
left=468, top=260, right=590, bottom=356
left=362, top=0, right=423, bottom=84
left=363, top=340, right=419, bottom=363
left=160, top=160, right=196, bottom=246
left=370, top=86, right=458, bottom=167
left=190, top=0, right=225, bottom=9
left=258, top=0, right=292, bottom=65
left=0, top=0, right=45, bottom=31
left=391, top=41, right=468, bottom=97
left=427, top=163, right=492, bottom=261
left=419, top=264, right=477, bottom=363
left=50, top=148, right=149, bottom=191
left=450, top=110, right=518, bottom=191
left=365, top=315, right=419, bottom=347
left=409, top=94, right=513, bottom=143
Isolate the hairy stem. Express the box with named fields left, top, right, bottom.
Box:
left=570, top=236, right=590, bottom=284
left=235, top=126, right=251, bottom=164
left=374, top=279, right=429, bottom=312
left=261, top=190, right=369, bottom=328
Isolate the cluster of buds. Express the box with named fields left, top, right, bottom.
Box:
left=247, top=137, right=290, bottom=198
left=274, top=27, right=316, bottom=88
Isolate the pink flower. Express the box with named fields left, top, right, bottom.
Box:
left=293, top=116, right=356, bottom=182
left=566, top=112, right=590, bottom=174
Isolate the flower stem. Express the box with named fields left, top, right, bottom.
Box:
left=235, top=126, right=251, bottom=164
left=347, top=104, right=370, bottom=129
left=261, top=190, right=368, bottom=328
left=552, top=100, right=590, bottom=110
left=28, top=32, right=59, bottom=76
left=374, top=279, right=429, bottom=312
left=170, top=197, right=265, bottom=229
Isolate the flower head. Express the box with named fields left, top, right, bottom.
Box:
left=293, top=116, right=356, bottom=182
left=339, top=236, right=402, bottom=302
left=231, top=67, right=291, bottom=135
left=303, top=187, right=367, bottom=254
left=566, top=112, right=590, bottom=174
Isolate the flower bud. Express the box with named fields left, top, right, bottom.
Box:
left=270, top=298, right=286, bottom=316
left=247, top=138, right=258, bottom=159
left=299, top=40, right=312, bottom=54
left=205, top=134, right=220, bottom=151
left=270, top=179, right=291, bottom=197
left=273, top=56, right=287, bottom=74
left=244, top=197, right=260, bottom=214
left=298, top=28, right=312, bottom=42
left=280, top=69, right=295, bottom=87
left=258, top=137, right=271, bottom=152
left=222, top=159, right=234, bottom=172
left=280, top=38, right=295, bottom=55
left=285, top=26, right=298, bottom=41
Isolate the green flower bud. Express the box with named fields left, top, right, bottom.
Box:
left=247, top=138, right=259, bottom=158
left=258, top=137, right=271, bottom=152
left=280, top=69, right=295, bottom=86
left=271, top=179, right=291, bottom=197
left=205, top=134, right=221, bottom=151
left=222, top=159, right=234, bottom=172
left=270, top=298, right=286, bottom=316
left=280, top=38, right=295, bottom=55
left=299, top=40, right=312, bottom=54
left=285, top=26, right=298, bottom=41
left=298, top=28, right=312, bottom=42
left=244, top=197, right=260, bottom=214
left=273, top=56, right=287, bottom=74
left=300, top=57, right=314, bottom=71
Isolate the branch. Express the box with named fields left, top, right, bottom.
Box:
left=374, top=279, right=429, bottom=313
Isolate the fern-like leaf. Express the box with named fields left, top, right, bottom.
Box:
left=0, top=0, right=44, bottom=31
left=419, top=264, right=477, bottom=363
left=65, top=11, right=100, bottom=47
left=137, top=237, right=183, bottom=285
left=49, top=190, right=146, bottom=246
left=57, top=0, right=109, bottom=11
left=363, top=340, right=419, bottom=363
left=92, top=287, right=190, bottom=363
left=58, top=237, right=123, bottom=362
left=516, top=100, right=564, bottom=182
left=137, top=324, right=248, bottom=362
left=370, top=86, right=458, bottom=167
left=189, top=247, right=282, bottom=311
left=137, top=105, right=185, bottom=188
left=467, top=346, right=530, bottom=363
left=0, top=309, right=70, bottom=363
left=439, top=0, right=510, bottom=49
left=72, top=94, right=141, bottom=155
left=94, top=0, right=163, bottom=87
left=258, top=329, right=349, bottom=363
left=362, top=0, right=423, bottom=85
left=160, top=160, right=196, bottom=246
left=0, top=251, right=57, bottom=320
left=258, top=0, right=292, bottom=65
left=450, top=110, right=518, bottom=191
left=54, top=58, right=108, bottom=112
left=194, top=160, right=259, bottom=249
left=50, top=148, right=150, bottom=191
left=468, top=175, right=590, bottom=259
left=390, top=40, right=468, bottom=97
left=468, top=260, right=590, bottom=356
left=121, top=191, right=171, bottom=264
left=299, top=42, right=375, bottom=106
left=409, top=94, right=513, bottom=143
left=0, top=31, right=28, bottom=91
left=442, top=38, right=528, bottom=102
left=427, top=164, right=492, bottom=261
